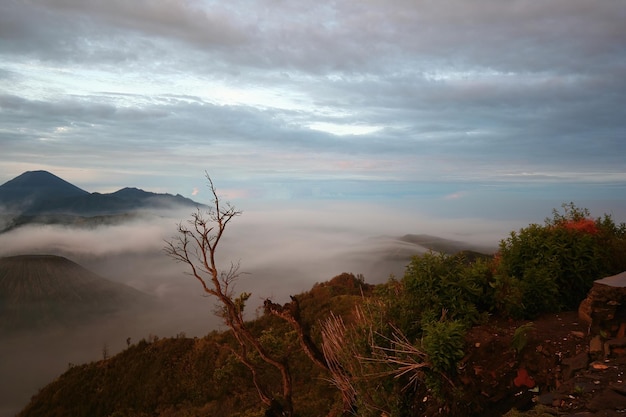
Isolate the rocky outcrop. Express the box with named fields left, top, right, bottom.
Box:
left=579, top=271, right=626, bottom=359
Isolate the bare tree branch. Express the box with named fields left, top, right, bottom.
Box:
left=264, top=296, right=329, bottom=371
left=164, top=173, right=293, bottom=417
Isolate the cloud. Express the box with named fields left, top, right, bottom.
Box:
left=0, top=0, right=624, bottom=223
left=3, top=0, right=625, bottom=78
left=0, top=200, right=509, bottom=287
left=0, top=192, right=623, bottom=414
left=444, top=191, right=468, bottom=200
left=0, top=218, right=170, bottom=258
left=44, top=0, right=249, bottom=45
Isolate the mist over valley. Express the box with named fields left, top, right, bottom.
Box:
left=0, top=171, right=503, bottom=415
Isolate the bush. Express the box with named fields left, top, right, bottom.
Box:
left=421, top=320, right=466, bottom=375
left=511, top=322, right=536, bottom=355
left=495, top=203, right=626, bottom=317
left=398, top=252, right=483, bottom=338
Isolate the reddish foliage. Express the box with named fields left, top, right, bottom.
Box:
left=559, top=218, right=599, bottom=235
left=513, top=367, right=535, bottom=388
left=490, top=252, right=502, bottom=274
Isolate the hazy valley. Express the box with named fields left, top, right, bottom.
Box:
left=0, top=171, right=497, bottom=416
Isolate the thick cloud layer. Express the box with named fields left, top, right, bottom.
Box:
left=0, top=201, right=505, bottom=415
left=0, top=0, right=624, bottom=215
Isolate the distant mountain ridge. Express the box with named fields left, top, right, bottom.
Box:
left=0, top=170, right=204, bottom=232
left=398, top=233, right=494, bottom=255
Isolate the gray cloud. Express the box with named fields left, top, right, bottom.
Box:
left=4, top=0, right=624, bottom=75
left=0, top=0, right=625, bottom=217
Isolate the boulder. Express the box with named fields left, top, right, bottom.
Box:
left=579, top=272, right=626, bottom=335
left=579, top=272, right=626, bottom=358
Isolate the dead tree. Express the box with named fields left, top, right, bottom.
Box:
left=264, top=296, right=328, bottom=370
left=165, top=174, right=293, bottom=417
left=264, top=296, right=359, bottom=416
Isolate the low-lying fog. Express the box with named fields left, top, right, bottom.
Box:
left=0, top=201, right=511, bottom=416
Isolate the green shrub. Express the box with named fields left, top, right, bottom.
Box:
left=490, top=274, right=525, bottom=319
left=511, top=322, right=536, bottom=355
left=421, top=319, right=466, bottom=374
left=399, top=252, right=483, bottom=338
left=496, top=203, right=626, bottom=317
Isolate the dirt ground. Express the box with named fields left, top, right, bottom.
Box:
left=456, top=311, right=626, bottom=416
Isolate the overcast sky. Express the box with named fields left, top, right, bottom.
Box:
left=1, top=0, right=625, bottom=230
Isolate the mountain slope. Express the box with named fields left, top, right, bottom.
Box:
left=337, top=234, right=495, bottom=281
left=398, top=233, right=495, bottom=255
left=0, top=254, right=152, bottom=333
left=14, top=284, right=601, bottom=417
left=15, top=274, right=368, bottom=417
left=0, top=170, right=89, bottom=212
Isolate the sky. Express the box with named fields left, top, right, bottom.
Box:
left=1, top=0, right=626, bottom=230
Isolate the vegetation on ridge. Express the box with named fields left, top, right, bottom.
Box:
left=17, top=195, right=626, bottom=417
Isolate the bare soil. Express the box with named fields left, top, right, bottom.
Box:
left=458, top=311, right=626, bottom=416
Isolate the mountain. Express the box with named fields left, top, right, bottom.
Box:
left=0, top=254, right=152, bottom=334
left=0, top=170, right=204, bottom=231
left=398, top=233, right=495, bottom=255
left=0, top=170, right=89, bottom=212
left=336, top=233, right=495, bottom=281
left=110, top=187, right=201, bottom=210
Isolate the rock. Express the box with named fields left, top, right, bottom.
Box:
left=587, top=388, right=626, bottom=411
left=537, top=392, right=555, bottom=406
left=590, top=335, right=604, bottom=358
left=606, top=338, right=626, bottom=357
left=579, top=296, right=593, bottom=324
left=610, top=381, right=626, bottom=395
left=562, top=351, right=589, bottom=379
left=590, top=362, right=609, bottom=370
left=579, top=271, right=626, bottom=338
